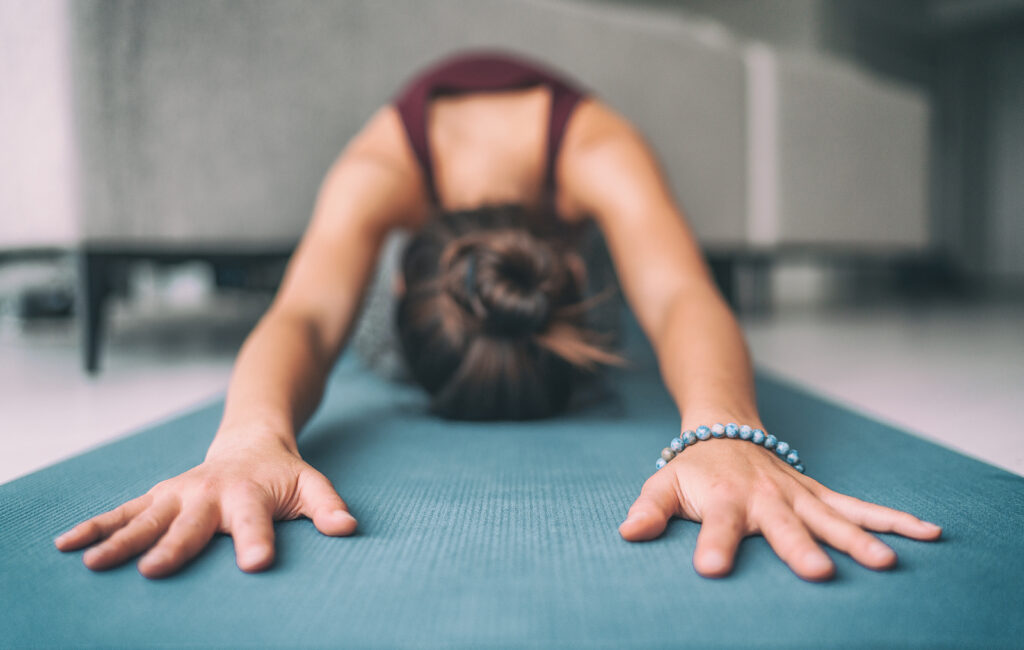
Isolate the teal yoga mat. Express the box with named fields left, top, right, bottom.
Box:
left=2, top=331, right=1022, bottom=648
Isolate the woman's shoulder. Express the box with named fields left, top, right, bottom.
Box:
left=556, top=98, right=652, bottom=220
left=329, top=105, right=431, bottom=229
left=343, top=106, right=420, bottom=178
left=563, top=98, right=642, bottom=158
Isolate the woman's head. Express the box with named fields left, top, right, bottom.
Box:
left=396, top=205, right=620, bottom=420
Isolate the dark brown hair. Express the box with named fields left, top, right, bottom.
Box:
left=396, top=205, right=621, bottom=420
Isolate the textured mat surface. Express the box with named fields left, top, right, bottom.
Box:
left=2, top=335, right=1023, bottom=648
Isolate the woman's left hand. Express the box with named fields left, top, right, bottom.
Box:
left=618, top=436, right=943, bottom=581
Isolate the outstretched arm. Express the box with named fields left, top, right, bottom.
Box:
left=56, top=107, right=428, bottom=578
left=210, top=107, right=426, bottom=458
left=560, top=101, right=941, bottom=581
left=561, top=103, right=758, bottom=434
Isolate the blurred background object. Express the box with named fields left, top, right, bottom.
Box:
left=1, top=0, right=1022, bottom=482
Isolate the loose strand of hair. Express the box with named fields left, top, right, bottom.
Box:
left=534, top=321, right=627, bottom=371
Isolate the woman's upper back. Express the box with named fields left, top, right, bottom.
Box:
left=425, top=87, right=554, bottom=215
left=391, top=51, right=586, bottom=219
left=343, top=52, right=633, bottom=233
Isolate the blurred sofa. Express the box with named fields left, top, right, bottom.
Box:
left=0, top=0, right=930, bottom=371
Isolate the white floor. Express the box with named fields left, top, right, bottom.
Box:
left=742, top=298, right=1024, bottom=477
left=0, top=292, right=264, bottom=486
left=1, top=290, right=1022, bottom=485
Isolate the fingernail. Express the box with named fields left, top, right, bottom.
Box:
left=240, top=546, right=269, bottom=567
left=922, top=521, right=941, bottom=531
left=54, top=533, right=68, bottom=546
left=805, top=552, right=832, bottom=573
left=870, top=541, right=895, bottom=562
left=142, top=550, right=168, bottom=566
left=702, top=550, right=728, bottom=572
left=83, top=548, right=102, bottom=564
left=333, top=510, right=356, bottom=523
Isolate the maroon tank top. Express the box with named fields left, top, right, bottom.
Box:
left=393, top=50, right=587, bottom=209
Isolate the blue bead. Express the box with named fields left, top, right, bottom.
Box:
left=725, top=423, right=739, bottom=438
left=786, top=450, right=800, bottom=465
left=751, top=429, right=765, bottom=445
left=764, top=434, right=778, bottom=450
left=775, top=441, right=790, bottom=456
left=711, top=423, right=726, bottom=438
left=696, top=425, right=711, bottom=441
left=682, top=430, right=697, bottom=446
left=670, top=437, right=684, bottom=452
left=661, top=447, right=676, bottom=462
left=739, top=425, right=753, bottom=440
left=655, top=458, right=667, bottom=470
left=793, top=463, right=805, bottom=473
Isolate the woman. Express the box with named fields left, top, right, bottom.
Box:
left=55, top=51, right=941, bottom=581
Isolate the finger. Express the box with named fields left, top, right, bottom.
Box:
left=82, top=498, right=179, bottom=571
left=619, top=489, right=677, bottom=542
left=817, top=490, right=942, bottom=540
left=226, top=496, right=277, bottom=573
left=692, top=501, right=747, bottom=578
left=793, top=491, right=896, bottom=570
left=756, top=500, right=835, bottom=581
left=55, top=495, right=151, bottom=551
left=137, top=499, right=220, bottom=579
left=297, top=470, right=357, bottom=537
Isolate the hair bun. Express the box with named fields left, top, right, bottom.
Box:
left=398, top=205, right=624, bottom=420
left=448, top=229, right=560, bottom=337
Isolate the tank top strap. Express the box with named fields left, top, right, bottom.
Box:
left=545, top=83, right=583, bottom=199
left=393, top=51, right=586, bottom=209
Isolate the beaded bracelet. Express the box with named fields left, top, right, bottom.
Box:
left=654, top=423, right=805, bottom=473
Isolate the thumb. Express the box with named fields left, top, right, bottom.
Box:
left=619, top=492, right=676, bottom=542
left=298, top=470, right=358, bottom=537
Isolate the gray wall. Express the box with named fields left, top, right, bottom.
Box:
left=922, top=22, right=1024, bottom=283
left=0, top=0, right=79, bottom=247
left=1, top=0, right=954, bottom=273
left=821, top=2, right=1024, bottom=283
left=980, top=33, right=1024, bottom=280
left=67, top=0, right=750, bottom=247
left=662, top=0, right=828, bottom=51
left=599, top=0, right=1024, bottom=283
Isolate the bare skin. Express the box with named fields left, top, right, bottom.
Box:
left=55, top=87, right=941, bottom=581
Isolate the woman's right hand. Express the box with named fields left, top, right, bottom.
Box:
left=54, top=437, right=357, bottom=578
